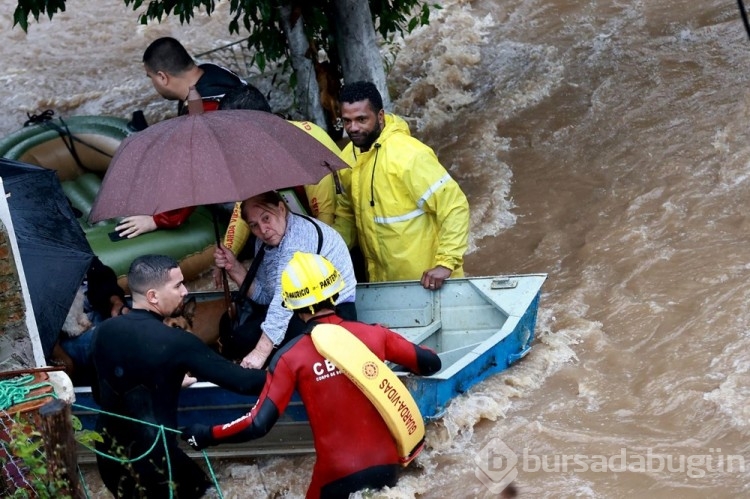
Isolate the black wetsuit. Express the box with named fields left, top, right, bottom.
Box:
left=91, top=309, right=265, bottom=498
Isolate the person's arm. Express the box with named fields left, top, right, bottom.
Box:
left=237, top=262, right=290, bottom=369
left=382, top=324, right=442, bottom=375
left=403, top=148, right=470, bottom=288
left=304, top=175, right=336, bottom=226
left=428, top=176, right=469, bottom=273
left=115, top=215, right=157, bottom=238
left=114, top=206, right=196, bottom=238
left=153, top=206, right=196, bottom=228
left=332, top=161, right=356, bottom=248
left=214, top=202, right=251, bottom=288
left=239, top=290, right=292, bottom=368
left=179, top=332, right=266, bottom=394
left=214, top=244, right=248, bottom=287
left=181, top=354, right=296, bottom=449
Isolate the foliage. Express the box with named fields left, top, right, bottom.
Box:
left=0, top=414, right=101, bottom=499
left=1, top=414, right=69, bottom=498
left=71, top=413, right=103, bottom=448
left=13, top=1, right=441, bottom=72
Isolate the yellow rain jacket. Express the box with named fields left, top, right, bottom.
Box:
left=223, top=120, right=348, bottom=254
left=334, top=114, right=470, bottom=282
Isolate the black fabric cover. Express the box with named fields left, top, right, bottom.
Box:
left=0, top=157, right=93, bottom=358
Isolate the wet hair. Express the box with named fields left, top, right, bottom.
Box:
left=143, top=37, right=195, bottom=75
left=240, top=190, right=287, bottom=221
left=339, top=81, right=383, bottom=113
left=128, top=254, right=179, bottom=295
left=219, top=85, right=272, bottom=113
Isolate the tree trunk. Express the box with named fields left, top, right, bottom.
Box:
left=331, top=0, right=392, bottom=111
left=39, top=398, right=83, bottom=498
left=278, top=4, right=328, bottom=129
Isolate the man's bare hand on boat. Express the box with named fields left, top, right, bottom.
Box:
left=116, top=215, right=157, bottom=238
left=421, top=265, right=452, bottom=291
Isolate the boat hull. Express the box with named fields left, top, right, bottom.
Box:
left=73, top=274, right=546, bottom=459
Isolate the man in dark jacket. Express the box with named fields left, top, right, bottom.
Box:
left=115, top=36, right=249, bottom=239
left=92, top=254, right=265, bottom=499
left=143, top=36, right=246, bottom=115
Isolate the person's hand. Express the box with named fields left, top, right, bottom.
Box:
left=240, top=333, right=275, bottom=369
left=181, top=424, right=214, bottom=451
left=116, top=215, right=157, bottom=239
left=110, top=298, right=129, bottom=317
left=182, top=373, right=197, bottom=387
left=421, top=265, right=452, bottom=291
left=213, top=244, right=237, bottom=272
left=212, top=266, right=223, bottom=289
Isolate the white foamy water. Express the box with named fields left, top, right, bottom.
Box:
left=3, top=0, right=750, bottom=497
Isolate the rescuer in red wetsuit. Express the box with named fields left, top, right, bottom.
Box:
left=182, top=252, right=442, bottom=498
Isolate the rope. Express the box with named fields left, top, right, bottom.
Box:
left=23, top=110, right=115, bottom=168
left=194, top=37, right=250, bottom=58
left=76, top=463, right=92, bottom=499
left=72, top=403, right=224, bottom=499
left=0, top=375, right=56, bottom=411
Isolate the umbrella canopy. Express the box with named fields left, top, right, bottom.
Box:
left=0, top=158, right=94, bottom=358
left=89, top=109, right=349, bottom=222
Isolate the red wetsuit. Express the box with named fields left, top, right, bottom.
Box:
left=209, top=313, right=441, bottom=498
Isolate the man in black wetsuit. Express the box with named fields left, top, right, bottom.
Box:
left=91, top=254, right=265, bottom=498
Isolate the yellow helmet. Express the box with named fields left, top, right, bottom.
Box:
left=281, top=252, right=345, bottom=310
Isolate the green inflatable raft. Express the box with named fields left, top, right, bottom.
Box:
left=0, top=114, right=222, bottom=290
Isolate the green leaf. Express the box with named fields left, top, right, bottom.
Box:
left=13, top=7, right=29, bottom=31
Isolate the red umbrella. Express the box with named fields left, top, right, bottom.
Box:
left=89, top=108, right=348, bottom=222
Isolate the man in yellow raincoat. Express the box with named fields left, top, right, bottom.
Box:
left=334, top=81, right=470, bottom=290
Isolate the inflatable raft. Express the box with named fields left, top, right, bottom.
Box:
left=0, top=114, right=221, bottom=289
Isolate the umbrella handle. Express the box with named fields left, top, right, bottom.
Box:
left=324, top=162, right=343, bottom=194
left=222, top=269, right=236, bottom=321
left=211, top=208, right=236, bottom=320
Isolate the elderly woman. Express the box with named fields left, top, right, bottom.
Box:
left=215, top=190, right=357, bottom=368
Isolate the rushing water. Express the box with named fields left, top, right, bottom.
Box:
left=3, top=0, right=750, bottom=497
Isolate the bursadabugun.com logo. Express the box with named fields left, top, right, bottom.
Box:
left=476, top=437, right=745, bottom=492
left=474, top=437, right=518, bottom=493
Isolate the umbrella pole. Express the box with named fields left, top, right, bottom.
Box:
left=211, top=209, right=235, bottom=320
